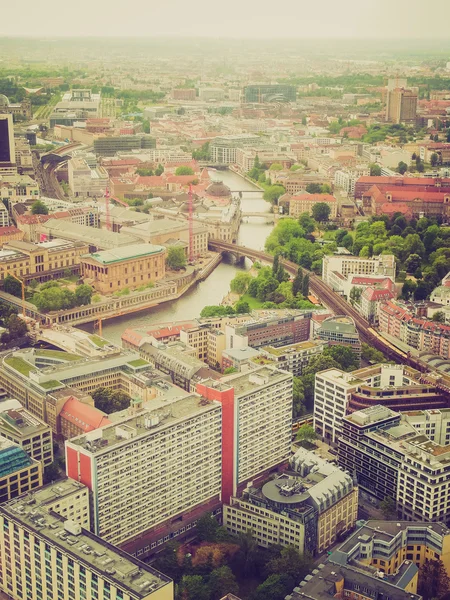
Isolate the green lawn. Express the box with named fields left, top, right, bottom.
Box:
left=35, top=349, right=81, bottom=361
left=127, top=359, right=149, bottom=368
left=5, top=356, right=35, bottom=376
left=89, top=335, right=110, bottom=348
left=239, top=294, right=265, bottom=310
left=39, top=380, right=63, bottom=390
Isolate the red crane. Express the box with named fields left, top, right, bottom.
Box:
left=188, top=183, right=194, bottom=262
left=104, top=187, right=111, bottom=231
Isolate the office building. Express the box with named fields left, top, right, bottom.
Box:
left=54, top=89, right=101, bottom=116
left=242, top=84, right=296, bottom=104
left=260, top=340, right=324, bottom=377
left=338, top=404, right=450, bottom=523
left=0, top=437, right=42, bottom=503
left=226, top=311, right=311, bottom=349
left=93, top=135, right=156, bottom=157
left=172, top=88, right=196, bottom=101
left=80, top=244, right=166, bottom=294
left=210, top=134, right=260, bottom=164
left=386, top=87, right=418, bottom=124
left=198, top=88, right=225, bottom=101
left=0, top=485, right=173, bottom=600
left=68, top=156, right=109, bottom=197
left=323, top=254, right=396, bottom=289
left=0, top=113, right=16, bottom=173
left=0, top=406, right=53, bottom=467
left=314, top=364, right=440, bottom=444
left=224, top=448, right=357, bottom=555
left=317, top=315, right=361, bottom=357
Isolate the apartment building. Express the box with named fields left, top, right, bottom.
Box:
left=334, top=166, right=370, bottom=195
left=0, top=174, right=39, bottom=203
left=314, top=364, right=441, bottom=443
left=0, top=437, right=42, bottom=503
left=0, top=492, right=172, bottom=600
left=386, top=87, right=418, bottom=124
left=260, top=340, right=324, bottom=377
left=227, top=311, right=311, bottom=349
left=224, top=448, right=357, bottom=555
left=287, top=193, right=337, bottom=219
left=0, top=406, right=53, bottom=467
left=323, top=254, right=396, bottom=289
left=210, top=134, right=260, bottom=164
left=68, top=156, right=109, bottom=197
left=66, top=394, right=223, bottom=549
left=80, top=244, right=166, bottom=294
left=338, top=404, right=450, bottom=523
left=198, top=366, right=293, bottom=502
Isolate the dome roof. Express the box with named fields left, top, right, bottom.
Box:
left=0, top=94, right=10, bottom=107
left=206, top=180, right=231, bottom=197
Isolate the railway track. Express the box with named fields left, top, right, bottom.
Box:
left=209, top=240, right=426, bottom=371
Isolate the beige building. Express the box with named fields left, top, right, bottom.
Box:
left=80, top=244, right=166, bottom=294
left=386, top=87, right=418, bottom=124
left=225, top=448, right=358, bottom=555
left=0, top=406, right=53, bottom=467
left=0, top=480, right=173, bottom=600
left=287, top=193, right=337, bottom=218
left=0, top=174, right=39, bottom=203
left=0, top=238, right=89, bottom=284
left=207, top=328, right=226, bottom=369
left=0, top=437, right=42, bottom=504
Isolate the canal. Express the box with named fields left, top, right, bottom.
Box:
left=98, top=170, right=274, bottom=344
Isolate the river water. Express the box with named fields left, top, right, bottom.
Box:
left=98, top=170, right=273, bottom=344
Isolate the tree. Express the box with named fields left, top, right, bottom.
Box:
left=324, top=345, right=359, bottom=371
left=275, top=264, right=288, bottom=283
left=292, top=268, right=303, bottom=297
left=361, top=343, right=386, bottom=364
left=272, top=254, right=280, bottom=277
left=405, top=253, right=422, bottom=273
left=301, top=274, right=309, bottom=298
left=263, top=185, right=286, bottom=204
left=349, top=286, right=363, bottom=305
left=401, top=279, right=417, bottom=299
left=397, top=161, right=408, bottom=175
left=305, top=183, right=322, bottom=194
left=3, top=275, right=22, bottom=297
left=155, top=164, right=164, bottom=176
left=251, top=574, right=293, bottom=600
left=196, top=512, right=221, bottom=542
left=379, top=496, right=397, bottom=520
left=74, top=284, right=92, bottom=306
left=418, top=559, right=450, bottom=600
left=224, top=366, right=238, bottom=375
left=416, top=160, right=425, bottom=172
left=266, top=546, right=313, bottom=583
left=31, top=200, right=48, bottom=215
left=208, top=566, right=239, bottom=599
left=175, top=166, right=194, bottom=176
left=431, top=152, right=439, bottom=167
left=230, top=272, right=251, bottom=294
left=433, top=311, right=446, bottom=323
left=166, top=247, right=187, bottom=270
left=43, top=462, right=61, bottom=484
left=152, top=541, right=181, bottom=582
left=6, top=314, right=28, bottom=338
left=369, top=163, right=382, bottom=176
left=270, top=163, right=283, bottom=171
left=178, top=575, right=210, bottom=600
left=298, top=212, right=316, bottom=234
left=311, top=202, right=331, bottom=223
left=293, top=377, right=306, bottom=418
left=296, top=424, right=317, bottom=444
left=235, top=300, right=250, bottom=314
left=92, top=387, right=131, bottom=414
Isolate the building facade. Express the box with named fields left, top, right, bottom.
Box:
left=0, top=407, right=53, bottom=467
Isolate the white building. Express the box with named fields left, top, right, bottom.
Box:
left=334, top=166, right=370, bottom=196
left=68, top=157, right=109, bottom=197
left=54, top=89, right=101, bottom=117
left=198, top=88, right=225, bottom=102
left=323, top=254, right=396, bottom=290
left=0, top=480, right=173, bottom=600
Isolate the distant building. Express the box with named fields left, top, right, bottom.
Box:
left=242, top=84, right=296, bottom=104
left=0, top=437, right=42, bottom=503
left=172, top=88, right=196, bottom=101
left=287, top=193, right=338, bottom=219
left=198, top=88, right=225, bottom=102
left=317, top=315, right=361, bottom=357
left=0, top=406, right=53, bottom=467
left=0, top=113, right=16, bottom=174
left=210, top=134, right=261, bottom=164
left=93, top=135, right=156, bottom=157
left=54, top=88, right=101, bottom=117
left=386, top=87, right=418, bottom=124
left=323, top=254, right=396, bottom=289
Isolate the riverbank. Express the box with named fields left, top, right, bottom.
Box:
left=229, top=165, right=265, bottom=190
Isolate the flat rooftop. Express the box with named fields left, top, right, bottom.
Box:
left=262, top=340, right=322, bottom=357
left=83, top=243, right=165, bottom=265
left=68, top=394, right=219, bottom=454
left=0, top=407, right=48, bottom=437
left=221, top=365, right=290, bottom=396
left=2, top=498, right=171, bottom=598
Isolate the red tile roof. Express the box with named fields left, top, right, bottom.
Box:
left=60, top=397, right=111, bottom=433
left=0, top=226, right=22, bottom=235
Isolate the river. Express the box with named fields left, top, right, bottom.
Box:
left=97, top=170, right=273, bottom=344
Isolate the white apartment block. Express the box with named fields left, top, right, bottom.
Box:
left=334, top=167, right=370, bottom=196
left=0, top=481, right=172, bottom=600
left=0, top=202, right=9, bottom=227
left=68, top=157, right=109, bottom=198
left=323, top=254, right=396, bottom=289
left=66, top=395, right=223, bottom=547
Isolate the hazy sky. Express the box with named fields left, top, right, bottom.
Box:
left=3, top=0, right=450, bottom=38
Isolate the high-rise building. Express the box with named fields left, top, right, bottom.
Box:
left=0, top=113, right=16, bottom=173
left=386, top=87, right=418, bottom=124
left=0, top=483, right=173, bottom=600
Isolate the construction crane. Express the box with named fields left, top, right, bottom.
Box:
left=8, top=273, right=25, bottom=317
left=104, top=187, right=111, bottom=232
left=188, top=183, right=194, bottom=263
